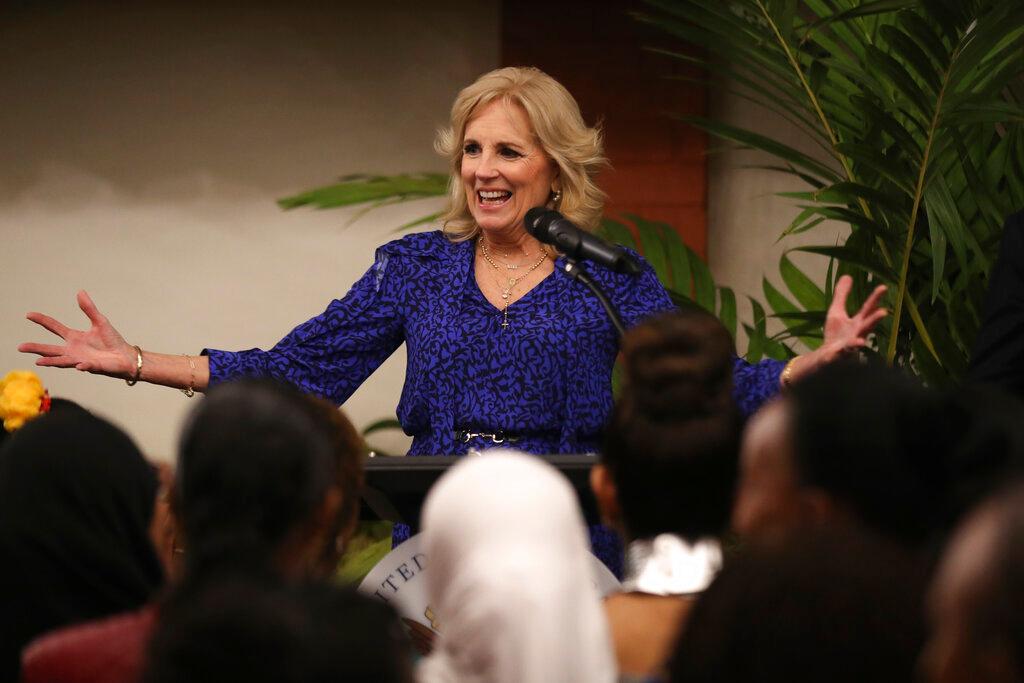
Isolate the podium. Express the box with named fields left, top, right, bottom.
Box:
left=359, top=454, right=602, bottom=531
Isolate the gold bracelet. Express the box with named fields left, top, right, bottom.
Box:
left=181, top=354, right=196, bottom=398
left=125, top=345, right=143, bottom=386
left=781, top=355, right=800, bottom=389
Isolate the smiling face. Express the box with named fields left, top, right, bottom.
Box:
left=460, top=99, right=558, bottom=240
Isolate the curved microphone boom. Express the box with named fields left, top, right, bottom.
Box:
left=525, top=208, right=642, bottom=275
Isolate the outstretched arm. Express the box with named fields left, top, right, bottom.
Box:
left=19, top=290, right=208, bottom=393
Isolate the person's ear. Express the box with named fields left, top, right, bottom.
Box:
left=149, top=463, right=180, bottom=580
left=590, top=464, right=622, bottom=530
left=549, top=180, right=563, bottom=206
left=335, top=494, right=360, bottom=555
left=298, top=486, right=345, bottom=578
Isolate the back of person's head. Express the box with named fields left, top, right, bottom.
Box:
left=669, top=529, right=926, bottom=683
left=0, top=402, right=164, bottom=681
left=418, top=450, right=615, bottom=683
left=174, top=379, right=354, bottom=580
left=143, top=577, right=411, bottom=683
left=925, top=484, right=1024, bottom=683
left=786, top=361, right=946, bottom=546
left=601, top=308, right=740, bottom=541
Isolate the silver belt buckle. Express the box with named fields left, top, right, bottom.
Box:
left=456, top=430, right=518, bottom=444
left=488, top=430, right=519, bottom=444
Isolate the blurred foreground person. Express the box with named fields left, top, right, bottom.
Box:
left=969, top=210, right=1024, bottom=398
left=142, top=577, right=410, bottom=683
left=732, top=362, right=947, bottom=549
left=923, top=484, right=1024, bottom=683
left=21, top=379, right=398, bottom=683
left=417, top=451, right=616, bottom=683
left=0, top=400, right=164, bottom=682
left=931, top=384, right=1024, bottom=529
left=669, top=530, right=926, bottom=683
left=597, top=309, right=741, bottom=680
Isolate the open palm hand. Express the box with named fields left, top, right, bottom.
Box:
left=19, top=291, right=135, bottom=378
left=787, top=275, right=888, bottom=384
left=821, top=275, right=888, bottom=358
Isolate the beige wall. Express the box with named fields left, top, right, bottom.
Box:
left=0, top=2, right=499, bottom=460
left=707, top=84, right=847, bottom=351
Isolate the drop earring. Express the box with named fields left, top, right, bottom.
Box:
left=551, top=189, right=562, bottom=204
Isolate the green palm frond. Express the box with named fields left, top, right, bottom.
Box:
left=641, top=0, right=1024, bottom=385
left=278, top=173, right=448, bottom=212
left=598, top=215, right=796, bottom=361
left=277, top=0, right=1023, bottom=387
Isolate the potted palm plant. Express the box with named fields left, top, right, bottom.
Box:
left=636, top=0, right=1024, bottom=385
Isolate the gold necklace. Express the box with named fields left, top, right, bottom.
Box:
left=487, top=248, right=536, bottom=270
left=480, top=240, right=548, bottom=329
left=482, top=242, right=538, bottom=270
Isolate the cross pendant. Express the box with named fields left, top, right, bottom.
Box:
left=501, top=308, right=509, bottom=329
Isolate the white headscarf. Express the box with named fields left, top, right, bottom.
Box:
left=416, top=450, right=616, bottom=683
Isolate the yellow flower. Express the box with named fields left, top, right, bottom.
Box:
left=0, top=370, right=47, bottom=433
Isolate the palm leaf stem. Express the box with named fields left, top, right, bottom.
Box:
left=754, top=1, right=861, bottom=208
left=755, top=0, right=938, bottom=362
left=885, top=38, right=956, bottom=364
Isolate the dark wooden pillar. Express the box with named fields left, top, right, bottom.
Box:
left=501, top=0, right=709, bottom=256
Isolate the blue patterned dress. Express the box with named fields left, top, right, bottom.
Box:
left=204, top=231, right=784, bottom=574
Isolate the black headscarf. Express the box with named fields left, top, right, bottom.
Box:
left=0, top=402, right=164, bottom=681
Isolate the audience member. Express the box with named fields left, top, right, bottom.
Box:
left=417, top=451, right=616, bottom=683
left=0, top=403, right=165, bottom=682
left=597, top=308, right=741, bottom=679
left=142, top=577, right=411, bottom=683
left=171, top=379, right=345, bottom=581
left=923, top=484, right=1024, bottom=683
left=732, top=361, right=947, bottom=548
left=20, top=379, right=380, bottom=683
left=668, top=530, right=926, bottom=683
left=12, top=320, right=1024, bottom=683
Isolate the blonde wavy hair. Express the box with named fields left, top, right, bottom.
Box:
left=435, top=66, right=608, bottom=242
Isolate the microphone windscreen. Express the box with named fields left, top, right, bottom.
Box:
left=525, top=207, right=556, bottom=239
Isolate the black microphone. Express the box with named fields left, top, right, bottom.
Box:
left=525, top=208, right=642, bottom=275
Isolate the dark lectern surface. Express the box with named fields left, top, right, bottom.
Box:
left=359, top=454, right=601, bottom=531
